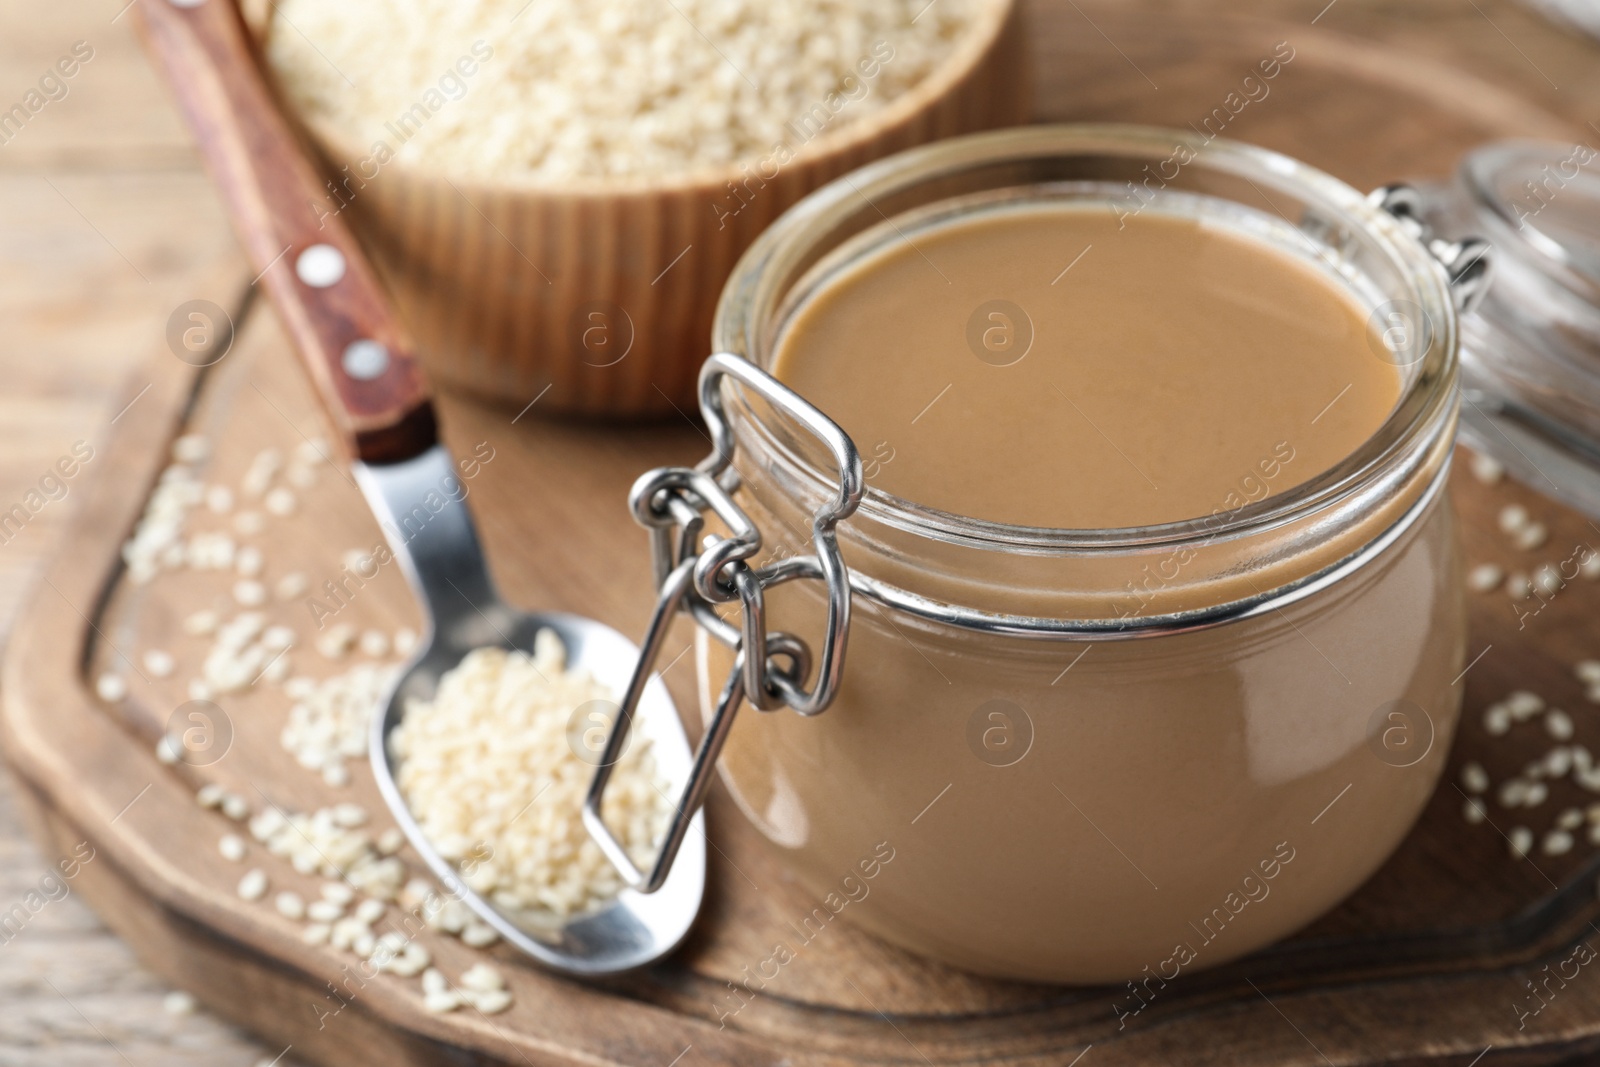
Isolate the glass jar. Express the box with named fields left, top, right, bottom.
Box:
left=588, top=126, right=1484, bottom=985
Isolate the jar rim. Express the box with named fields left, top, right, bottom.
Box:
left=712, top=123, right=1461, bottom=557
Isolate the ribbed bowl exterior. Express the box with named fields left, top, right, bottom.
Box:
left=293, top=2, right=1030, bottom=416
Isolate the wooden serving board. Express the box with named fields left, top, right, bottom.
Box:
left=2, top=5, right=1594, bottom=1065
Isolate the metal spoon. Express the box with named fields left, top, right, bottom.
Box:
left=136, top=0, right=705, bottom=976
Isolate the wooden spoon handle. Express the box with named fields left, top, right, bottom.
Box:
left=133, top=0, right=435, bottom=465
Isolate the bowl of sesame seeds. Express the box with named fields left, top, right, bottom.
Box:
left=254, top=0, right=1029, bottom=417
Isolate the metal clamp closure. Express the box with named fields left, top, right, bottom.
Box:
left=1369, top=183, right=1494, bottom=315
left=584, top=353, right=862, bottom=892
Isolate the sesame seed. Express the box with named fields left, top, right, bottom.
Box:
left=238, top=869, right=268, bottom=901
left=264, top=487, right=297, bottom=516
left=236, top=546, right=264, bottom=577
left=275, top=891, right=307, bottom=920
left=1533, top=563, right=1563, bottom=596
left=1499, top=504, right=1531, bottom=534
left=1467, top=563, right=1504, bottom=592
left=162, top=990, right=198, bottom=1015
left=1484, top=705, right=1513, bottom=735
left=233, top=580, right=267, bottom=606
left=1515, top=522, right=1549, bottom=551
left=172, top=435, right=209, bottom=465
left=275, top=572, right=309, bottom=600
left=183, top=610, right=220, bottom=636
left=1507, top=691, right=1545, bottom=718
left=95, top=673, right=128, bottom=702
left=1469, top=452, right=1504, bottom=484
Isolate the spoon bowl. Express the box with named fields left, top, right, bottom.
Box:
left=360, top=447, right=706, bottom=976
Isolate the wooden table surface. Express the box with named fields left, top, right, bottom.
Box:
left=0, top=0, right=1595, bottom=1063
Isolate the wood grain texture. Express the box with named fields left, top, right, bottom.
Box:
left=1, top=1, right=1599, bottom=1065
left=131, top=0, right=435, bottom=464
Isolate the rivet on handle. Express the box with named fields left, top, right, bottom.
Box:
left=295, top=244, right=346, bottom=288
left=342, top=340, right=391, bottom=381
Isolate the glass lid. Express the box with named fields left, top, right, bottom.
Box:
left=1420, top=138, right=1600, bottom=517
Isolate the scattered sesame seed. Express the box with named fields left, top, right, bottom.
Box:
left=472, top=989, right=513, bottom=1014
left=238, top=869, right=268, bottom=901
left=394, top=628, right=419, bottom=657
left=1544, top=829, right=1575, bottom=856
left=162, top=990, right=198, bottom=1015
left=275, top=572, right=309, bottom=600
left=262, top=625, right=296, bottom=651
left=236, top=546, right=264, bottom=577
left=221, top=795, right=250, bottom=821
left=1525, top=782, right=1550, bottom=808
left=219, top=834, right=247, bottom=862
left=1506, top=573, right=1533, bottom=599
left=1533, top=563, right=1563, bottom=596
left=1558, top=807, right=1584, bottom=831
left=1510, top=826, right=1534, bottom=857
left=1485, top=705, right=1512, bottom=735
left=1515, top=522, right=1549, bottom=551
left=275, top=891, right=307, bottom=920
left=315, top=624, right=357, bottom=660
left=1547, top=709, right=1575, bottom=741
left=242, top=449, right=282, bottom=497
left=1577, top=660, right=1600, bottom=685
left=233, top=579, right=267, bottom=606
left=1546, top=747, right=1574, bottom=777
left=459, top=962, right=505, bottom=993
left=205, top=485, right=233, bottom=514
left=1499, top=504, right=1531, bottom=534
left=295, top=438, right=330, bottom=466
left=423, top=990, right=460, bottom=1014
left=172, top=435, right=209, bottom=465
left=302, top=922, right=331, bottom=945
left=143, top=649, right=175, bottom=678
left=358, top=629, right=390, bottom=658
left=1460, top=761, right=1490, bottom=793
left=95, top=673, right=128, bottom=702
left=321, top=882, right=355, bottom=905
left=183, top=609, right=220, bottom=637
left=1583, top=552, right=1600, bottom=580
left=307, top=899, right=344, bottom=923
left=1467, top=563, right=1504, bottom=592
left=1469, top=452, right=1504, bottom=484
left=264, top=487, right=297, bottom=516
left=1508, top=691, right=1545, bottom=719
